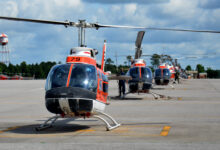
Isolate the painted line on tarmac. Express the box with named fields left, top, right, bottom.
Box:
left=1, top=102, right=40, bottom=105
left=177, top=97, right=182, bottom=100
left=0, top=125, right=168, bottom=138
left=160, top=126, right=171, bottom=136
left=0, top=126, right=20, bottom=134
left=0, top=115, right=48, bottom=119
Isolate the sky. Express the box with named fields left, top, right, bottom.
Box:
left=0, top=0, right=220, bottom=70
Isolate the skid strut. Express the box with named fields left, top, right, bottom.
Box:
left=169, top=84, right=175, bottom=89
left=150, top=91, right=167, bottom=99
left=35, top=115, right=60, bottom=131
left=94, top=111, right=121, bottom=131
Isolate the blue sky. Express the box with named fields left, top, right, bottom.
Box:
left=0, top=0, right=219, bottom=69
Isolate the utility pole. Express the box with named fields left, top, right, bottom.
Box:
left=115, top=51, right=118, bottom=72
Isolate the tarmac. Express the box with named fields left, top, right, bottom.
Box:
left=0, top=79, right=220, bottom=149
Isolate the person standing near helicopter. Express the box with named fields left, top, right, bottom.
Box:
left=175, top=70, right=180, bottom=84
left=118, top=68, right=126, bottom=99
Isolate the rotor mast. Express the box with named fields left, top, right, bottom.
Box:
left=78, top=20, right=86, bottom=47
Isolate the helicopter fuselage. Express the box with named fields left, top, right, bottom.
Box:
left=127, top=60, right=153, bottom=93
left=154, top=68, right=171, bottom=85
left=45, top=48, right=108, bottom=118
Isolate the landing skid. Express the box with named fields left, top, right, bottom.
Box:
left=94, top=111, right=121, bottom=131
left=169, top=84, right=175, bottom=89
left=150, top=91, right=170, bottom=99
left=123, top=91, right=169, bottom=100
left=35, top=112, right=120, bottom=131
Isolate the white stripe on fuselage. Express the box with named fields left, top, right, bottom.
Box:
left=58, top=98, right=72, bottom=115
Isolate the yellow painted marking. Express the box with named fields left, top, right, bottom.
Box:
left=0, top=115, right=48, bottom=119
left=1, top=102, right=39, bottom=105
left=177, top=97, right=182, bottom=100
left=75, top=129, right=95, bottom=133
left=0, top=126, right=20, bottom=134
left=160, top=126, right=171, bottom=136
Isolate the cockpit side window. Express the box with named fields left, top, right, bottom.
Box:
left=102, top=74, right=108, bottom=93
left=129, top=67, right=139, bottom=78
left=141, top=67, right=152, bottom=79
left=163, top=69, right=170, bottom=76
left=155, top=69, right=162, bottom=77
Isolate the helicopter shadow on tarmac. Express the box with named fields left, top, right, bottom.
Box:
left=109, top=96, right=143, bottom=101
left=6, top=118, right=98, bottom=135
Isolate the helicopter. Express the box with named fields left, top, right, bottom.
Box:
left=0, top=16, right=220, bottom=131
left=146, top=54, right=193, bottom=88
left=125, top=31, right=153, bottom=95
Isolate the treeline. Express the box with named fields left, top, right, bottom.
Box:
left=185, top=64, right=220, bottom=78
left=0, top=61, right=58, bottom=79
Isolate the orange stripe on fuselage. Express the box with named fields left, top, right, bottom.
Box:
left=139, top=67, right=142, bottom=79
left=66, top=64, right=74, bottom=87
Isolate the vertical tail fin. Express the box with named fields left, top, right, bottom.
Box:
left=101, top=40, right=106, bottom=71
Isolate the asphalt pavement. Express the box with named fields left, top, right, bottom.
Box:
left=0, top=79, right=220, bottom=150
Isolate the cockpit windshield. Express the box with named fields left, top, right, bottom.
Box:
left=127, top=67, right=152, bottom=79
left=155, top=68, right=170, bottom=77
left=163, top=68, right=170, bottom=76
left=128, top=67, right=139, bottom=78
left=69, top=64, right=97, bottom=92
left=45, top=64, right=97, bottom=92
left=46, top=64, right=70, bottom=90
left=141, top=67, right=152, bottom=79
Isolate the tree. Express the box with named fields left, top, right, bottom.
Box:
left=206, top=67, right=218, bottom=78
left=105, top=58, right=116, bottom=73
left=126, top=55, right=132, bottom=66
left=196, top=64, right=205, bottom=73
left=106, top=58, right=114, bottom=65
left=0, top=63, right=7, bottom=73
left=20, top=61, right=27, bottom=74
left=161, top=54, right=172, bottom=64
left=185, top=65, right=192, bottom=71
left=151, top=54, right=161, bottom=69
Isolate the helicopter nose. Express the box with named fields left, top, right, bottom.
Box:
left=45, top=87, right=96, bottom=115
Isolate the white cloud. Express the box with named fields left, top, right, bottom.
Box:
left=0, top=0, right=219, bottom=69
left=162, top=0, right=198, bottom=20
left=54, top=0, right=82, bottom=8
left=124, top=3, right=137, bottom=16
left=0, top=1, right=19, bottom=16
left=112, top=5, right=121, bottom=12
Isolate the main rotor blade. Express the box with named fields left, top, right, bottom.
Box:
left=1, top=16, right=219, bottom=33
left=0, top=16, right=71, bottom=26
left=135, top=31, right=145, bottom=59
left=95, top=24, right=220, bottom=34
left=135, top=31, right=145, bottom=48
